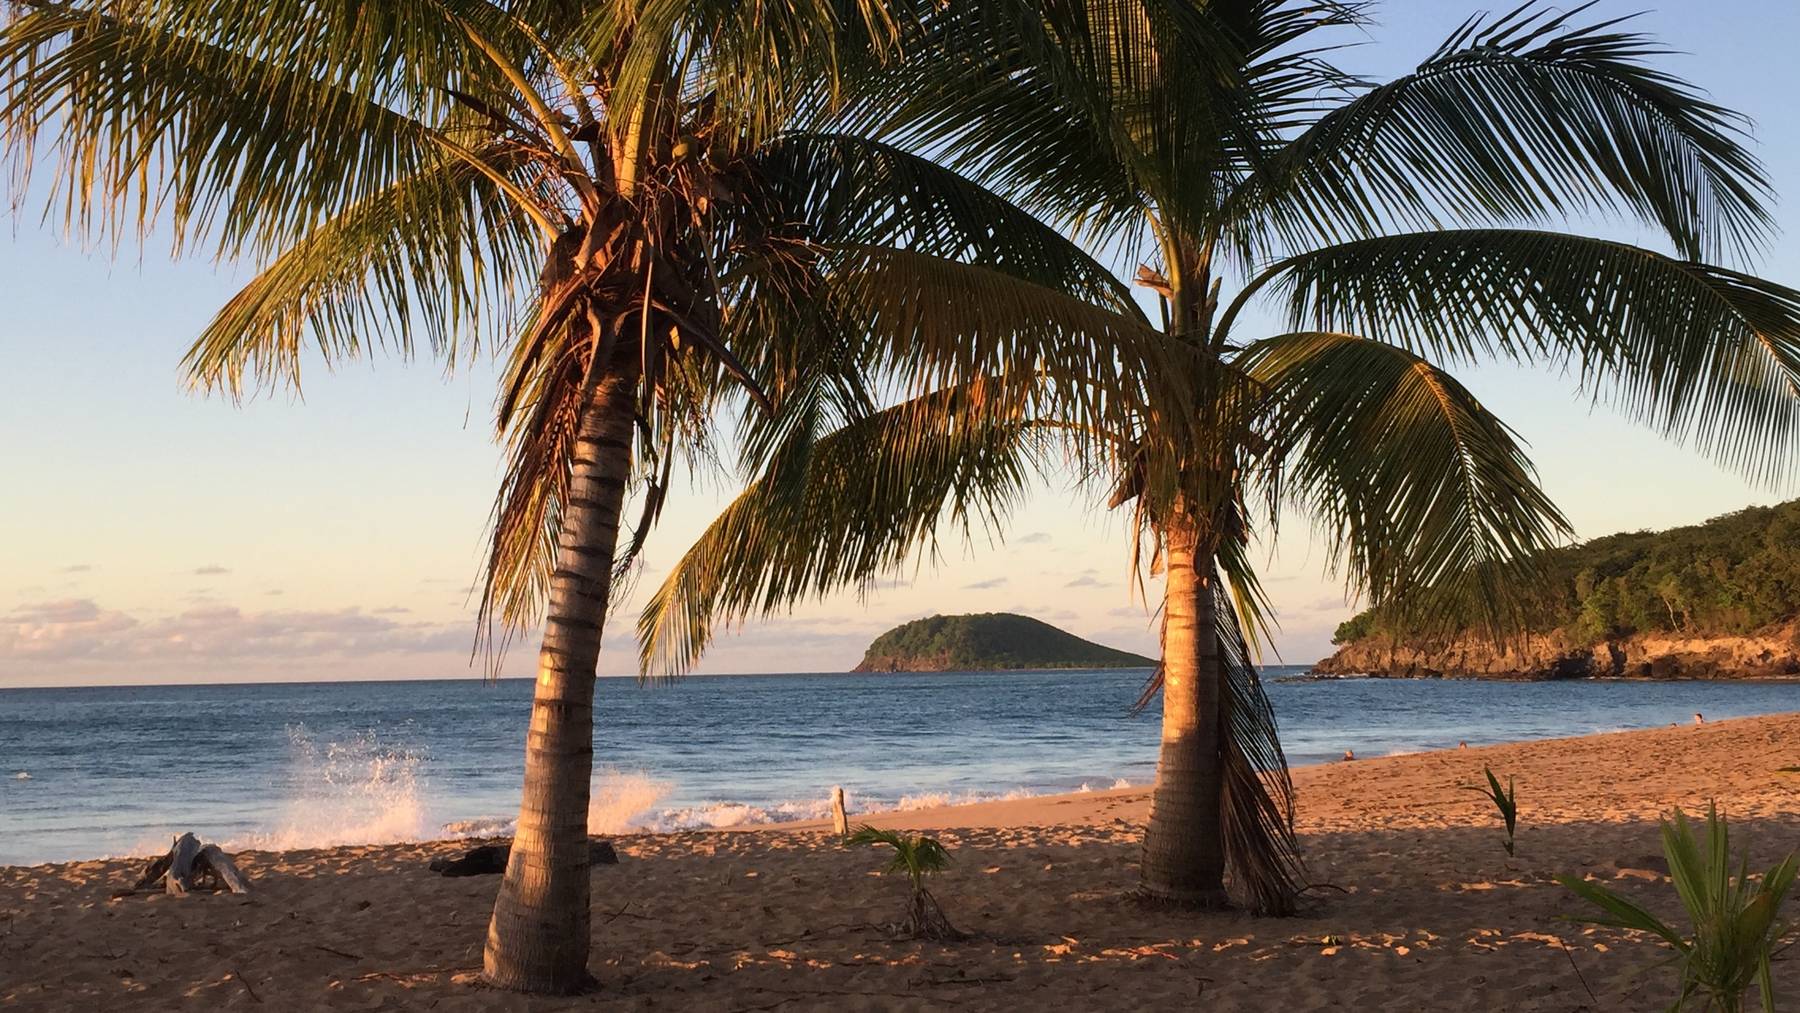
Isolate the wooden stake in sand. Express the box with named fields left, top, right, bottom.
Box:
left=131, top=833, right=251, bottom=896
left=831, top=786, right=849, bottom=837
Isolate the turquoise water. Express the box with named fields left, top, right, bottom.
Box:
left=2, top=668, right=1794, bottom=865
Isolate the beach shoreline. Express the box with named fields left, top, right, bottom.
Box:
left=4, top=713, right=1797, bottom=1010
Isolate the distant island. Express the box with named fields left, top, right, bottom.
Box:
left=1316, top=500, right=1800, bottom=680
left=853, top=613, right=1155, bottom=672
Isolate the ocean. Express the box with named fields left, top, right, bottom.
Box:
left=2, top=668, right=1795, bottom=867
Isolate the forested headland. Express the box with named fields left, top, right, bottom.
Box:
left=1318, top=500, right=1800, bottom=680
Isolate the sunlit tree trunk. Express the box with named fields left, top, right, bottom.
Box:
left=483, top=356, right=637, bottom=993
left=1139, top=511, right=1228, bottom=906
left=1138, top=234, right=1229, bottom=905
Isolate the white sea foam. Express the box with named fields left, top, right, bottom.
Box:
left=440, top=769, right=674, bottom=840
left=11, top=771, right=28, bottom=780
left=231, top=727, right=430, bottom=852
left=588, top=769, right=673, bottom=835
left=895, top=787, right=1037, bottom=812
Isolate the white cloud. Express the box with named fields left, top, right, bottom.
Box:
left=192, top=565, right=231, bottom=576
left=962, top=577, right=1008, bottom=590
left=0, top=597, right=469, bottom=667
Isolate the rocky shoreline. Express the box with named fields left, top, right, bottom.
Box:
left=1311, top=623, right=1800, bottom=681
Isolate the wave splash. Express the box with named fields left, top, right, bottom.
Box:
left=210, top=727, right=1135, bottom=850
left=440, top=769, right=674, bottom=839
left=232, top=726, right=430, bottom=852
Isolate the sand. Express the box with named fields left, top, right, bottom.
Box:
left=4, top=713, right=1798, bottom=1011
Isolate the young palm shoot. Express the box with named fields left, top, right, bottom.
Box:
left=847, top=825, right=965, bottom=941
left=1558, top=805, right=1798, bottom=1013
left=1465, top=767, right=1519, bottom=857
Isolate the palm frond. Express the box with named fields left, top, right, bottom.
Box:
left=1235, top=330, right=1572, bottom=635
left=0, top=0, right=521, bottom=260
left=638, top=381, right=1045, bottom=679
left=755, top=131, right=1139, bottom=313
left=182, top=142, right=537, bottom=395
left=1230, top=230, right=1800, bottom=486
left=1212, top=563, right=1302, bottom=915
left=821, top=244, right=1187, bottom=446
left=832, top=0, right=1312, bottom=251
left=1237, top=1, right=1773, bottom=262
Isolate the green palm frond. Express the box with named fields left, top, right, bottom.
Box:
left=835, top=0, right=1306, bottom=251
left=1235, top=330, right=1572, bottom=635
left=830, top=4, right=1145, bottom=250
left=755, top=131, right=1140, bottom=313
left=183, top=142, right=537, bottom=396
left=1240, top=2, right=1772, bottom=261
left=0, top=0, right=520, bottom=259
left=1233, top=230, right=1800, bottom=486
left=821, top=245, right=1187, bottom=442
left=638, top=381, right=1046, bottom=679
left=847, top=824, right=952, bottom=886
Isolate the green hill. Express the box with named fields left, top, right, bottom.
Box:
left=1317, top=499, right=1800, bottom=680
left=1333, top=499, right=1800, bottom=646
left=852, top=612, right=1155, bottom=672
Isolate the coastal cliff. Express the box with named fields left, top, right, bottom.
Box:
left=1316, top=499, right=1800, bottom=680
left=853, top=613, right=1154, bottom=672
left=1312, top=623, right=1800, bottom=680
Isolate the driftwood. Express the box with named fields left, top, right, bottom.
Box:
left=131, top=833, right=250, bottom=896
left=428, top=838, right=618, bottom=877
left=831, top=786, right=849, bottom=838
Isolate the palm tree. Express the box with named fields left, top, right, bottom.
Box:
left=846, top=824, right=963, bottom=940
left=0, top=0, right=1172, bottom=992
left=640, top=1, right=1800, bottom=915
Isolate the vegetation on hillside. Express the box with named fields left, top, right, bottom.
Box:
left=854, top=613, right=1154, bottom=672
left=1335, top=501, right=1800, bottom=646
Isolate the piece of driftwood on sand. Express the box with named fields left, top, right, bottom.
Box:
left=127, top=833, right=251, bottom=896
left=428, top=838, right=619, bottom=877
left=831, top=786, right=849, bottom=837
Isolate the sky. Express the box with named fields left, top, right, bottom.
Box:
left=4, top=1, right=1799, bottom=687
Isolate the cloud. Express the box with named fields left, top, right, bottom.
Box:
left=60, top=564, right=93, bottom=574
left=372, top=606, right=412, bottom=615
left=962, top=577, right=1009, bottom=590
left=1016, top=532, right=1052, bottom=545
left=0, top=597, right=470, bottom=667
left=265, top=589, right=285, bottom=596
left=192, top=565, right=231, bottom=576
left=1107, top=606, right=1149, bottom=619
left=1064, top=575, right=1103, bottom=588
left=11, top=599, right=107, bottom=623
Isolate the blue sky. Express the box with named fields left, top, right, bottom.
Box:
left=3, top=1, right=1798, bottom=686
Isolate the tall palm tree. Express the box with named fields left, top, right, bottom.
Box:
left=640, top=1, right=1800, bottom=915
left=0, top=0, right=1174, bottom=992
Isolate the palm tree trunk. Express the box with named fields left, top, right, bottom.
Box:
left=483, top=356, right=637, bottom=994
left=1139, top=510, right=1228, bottom=906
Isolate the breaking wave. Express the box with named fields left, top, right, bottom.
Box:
left=232, top=727, right=430, bottom=852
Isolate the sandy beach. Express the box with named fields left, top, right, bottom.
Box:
left=4, top=713, right=1797, bottom=1011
